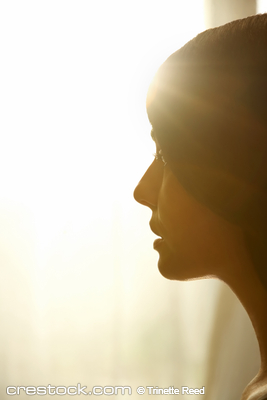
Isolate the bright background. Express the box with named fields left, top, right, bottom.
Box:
left=0, top=1, right=263, bottom=399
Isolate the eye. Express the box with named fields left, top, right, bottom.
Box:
left=153, top=149, right=167, bottom=166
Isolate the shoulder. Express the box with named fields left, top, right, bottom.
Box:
left=242, top=375, right=267, bottom=400
left=243, top=386, right=267, bottom=400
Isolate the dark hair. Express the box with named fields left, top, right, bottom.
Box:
left=146, top=14, right=267, bottom=287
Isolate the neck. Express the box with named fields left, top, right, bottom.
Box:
left=223, top=257, right=267, bottom=398
left=234, top=276, right=267, bottom=371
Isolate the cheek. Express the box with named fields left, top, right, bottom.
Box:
left=158, top=181, right=199, bottom=251
left=157, top=205, right=217, bottom=280
left=156, top=187, right=202, bottom=279
left=157, top=177, right=227, bottom=278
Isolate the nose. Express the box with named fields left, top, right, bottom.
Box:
left=133, top=160, right=163, bottom=210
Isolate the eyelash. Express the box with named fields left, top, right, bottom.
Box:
left=153, top=150, right=167, bottom=166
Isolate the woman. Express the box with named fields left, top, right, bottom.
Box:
left=134, top=14, right=267, bottom=400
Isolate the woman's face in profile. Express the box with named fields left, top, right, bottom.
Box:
left=134, top=137, right=245, bottom=281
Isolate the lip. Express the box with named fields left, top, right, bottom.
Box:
left=153, top=237, right=164, bottom=250
left=149, top=221, right=162, bottom=238
left=149, top=220, right=164, bottom=250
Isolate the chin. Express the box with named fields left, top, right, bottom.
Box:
left=158, top=259, right=179, bottom=280
left=157, top=254, right=185, bottom=280
left=157, top=253, right=206, bottom=281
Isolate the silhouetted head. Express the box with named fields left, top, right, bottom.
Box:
left=135, top=14, right=267, bottom=288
